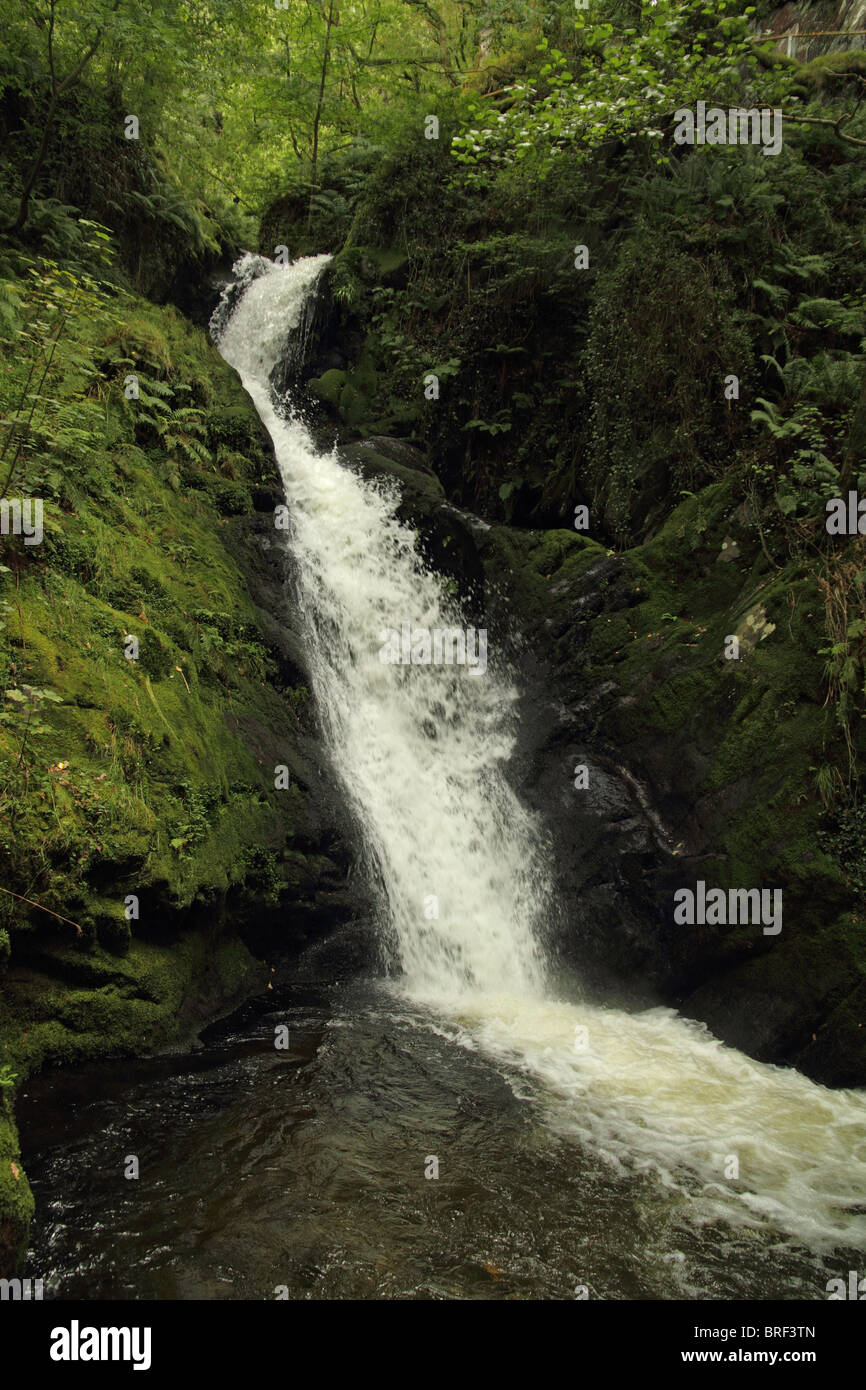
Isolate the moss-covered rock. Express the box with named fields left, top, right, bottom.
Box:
left=0, top=1096, right=33, bottom=1275
left=307, top=368, right=347, bottom=409
left=0, top=290, right=357, bottom=1273
left=471, top=478, right=866, bottom=1085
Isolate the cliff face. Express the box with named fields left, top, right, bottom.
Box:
left=760, top=1, right=866, bottom=59
left=0, top=293, right=361, bottom=1273
left=471, top=504, right=866, bottom=1089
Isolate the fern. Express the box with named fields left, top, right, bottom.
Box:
left=790, top=298, right=865, bottom=336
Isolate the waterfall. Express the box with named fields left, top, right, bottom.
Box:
left=214, top=253, right=866, bottom=1254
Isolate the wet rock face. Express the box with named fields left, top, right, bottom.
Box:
left=270, top=274, right=344, bottom=402
left=508, top=538, right=866, bottom=1084
left=520, top=717, right=672, bottom=1003
left=487, top=560, right=683, bottom=1005
left=761, top=1, right=866, bottom=61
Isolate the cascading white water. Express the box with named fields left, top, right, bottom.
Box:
left=216, top=254, right=548, bottom=1005
left=215, top=254, right=866, bottom=1254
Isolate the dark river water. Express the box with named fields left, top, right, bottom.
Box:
left=17, top=959, right=860, bottom=1302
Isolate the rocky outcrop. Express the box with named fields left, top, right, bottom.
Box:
left=476, top=501, right=865, bottom=1088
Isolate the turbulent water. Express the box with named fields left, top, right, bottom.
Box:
left=217, top=254, right=548, bottom=1005
left=21, top=254, right=866, bottom=1301
left=16, top=974, right=865, bottom=1300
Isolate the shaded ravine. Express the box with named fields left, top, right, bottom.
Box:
left=18, top=254, right=866, bottom=1301
left=213, top=254, right=866, bottom=1254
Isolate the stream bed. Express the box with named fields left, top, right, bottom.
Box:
left=17, top=966, right=862, bottom=1302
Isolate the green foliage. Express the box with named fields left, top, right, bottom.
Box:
left=585, top=235, right=750, bottom=543
left=132, top=375, right=211, bottom=469
left=451, top=0, right=774, bottom=182
left=169, top=781, right=222, bottom=858
left=237, top=846, right=283, bottom=904
left=818, top=798, right=866, bottom=894
left=0, top=249, right=114, bottom=498
left=816, top=557, right=866, bottom=799
left=750, top=349, right=864, bottom=526
left=463, top=412, right=512, bottom=437
left=0, top=261, right=295, bottom=973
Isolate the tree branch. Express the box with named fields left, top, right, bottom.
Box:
left=781, top=110, right=866, bottom=146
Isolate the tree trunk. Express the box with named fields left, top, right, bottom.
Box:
left=9, top=96, right=60, bottom=234
left=308, top=0, right=336, bottom=231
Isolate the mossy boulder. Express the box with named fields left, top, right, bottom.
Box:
left=339, top=381, right=370, bottom=427
left=307, top=354, right=379, bottom=429
left=307, top=368, right=347, bottom=409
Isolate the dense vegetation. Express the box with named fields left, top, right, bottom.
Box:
left=2, top=0, right=866, bottom=1268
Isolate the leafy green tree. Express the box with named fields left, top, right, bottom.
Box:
left=5, top=0, right=133, bottom=233
left=450, top=0, right=778, bottom=180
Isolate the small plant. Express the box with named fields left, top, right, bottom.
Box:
left=462, top=410, right=512, bottom=436
left=818, top=797, right=866, bottom=894
left=817, top=555, right=866, bottom=799
left=133, top=375, right=210, bottom=467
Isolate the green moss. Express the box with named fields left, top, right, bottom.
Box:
left=0, top=1099, right=34, bottom=1276
left=307, top=369, right=347, bottom=408
left=0, top=288, right=319, bottom=1271
left=586, top=611, right=634, bottom=664
left=351, top=352, right=378, bottom=399
left=360, top=247, right=408, bottom=280
left=577, top=236, right=753, bottom=543
left=339, top=381, right=370, bottom=427
left=790, top=50, right=866, bottom=99
left=479, top=526, right=605, bottom=621
left=341, top=445, right=444, bottom=502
